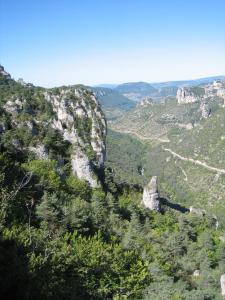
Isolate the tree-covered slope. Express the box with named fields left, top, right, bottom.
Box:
left=1, top=66, right=225, bottom=299
left=107, top=84, right=225, bottom=225
left=107, top=120, right=225, bottom=225
left=92, top=86, right=136, bottom=122
left=106, top=129, right=151, bottom=185
left=92, top=87, right=135, bottom=110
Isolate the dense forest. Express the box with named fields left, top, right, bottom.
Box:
left=0, top=70, right=225, bottom=299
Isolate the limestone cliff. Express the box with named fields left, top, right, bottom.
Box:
left=200, top=101, right=211, bottom=118
left=176, top=87, right=205, bottom=104
left=44, top=88, right=106, bottom=187
left=137, top=97, right=153, bottom=107
left=0, top=66, right=106, bottom=187
left=0, top=64, right=11, bottom=79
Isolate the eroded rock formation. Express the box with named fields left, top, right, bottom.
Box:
left=44, top=88, right=106, bottom=187
left=142, top=176, right=160, bottom=211
left=138, top=97, right=153, bottom=107
left=0, top=64, right=11, bottom=79
left=200, top=101, right=211, bottom=118
left=0, top=66, right=107, bottom=188
left=177, top=87, right=204, bottom=104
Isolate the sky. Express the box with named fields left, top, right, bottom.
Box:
left=0, top=0, right=225, bottom=87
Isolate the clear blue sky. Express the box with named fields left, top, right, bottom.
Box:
left=1, top=0, right=225, bottom=87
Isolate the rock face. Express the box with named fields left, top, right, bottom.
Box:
left=137, top=97, right=153, bottom=107
left=200, top=101, right=211, bottom=118
left=17, top=78, right=27, bottom=86
left=0, top=66, right=107, bottom=188
left=142, top=176, right=160, bottom=211
left=213, top=80, right=223, bottom=89
left=0, top=65, right=11, bottom=79
left=177, top=87, right=204, bottom=104
left=217, top=88, right=225, bottom=106
left=3, top=99, right=23, bottom=114
left=193, top=270, right=200, bottom=277
left=29, top=144, right=49, bottom=160
left=204, top=80, right=225, bottom=106
left=44, top=88, right=106, bottom=187
left=220, top=274, right=225, bottom=296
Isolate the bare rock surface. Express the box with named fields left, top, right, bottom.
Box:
left=142, top=176, right=160, bottom=211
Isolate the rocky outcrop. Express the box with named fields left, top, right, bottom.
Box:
left=3, top=99, right=23, bottom=114
left=29, top=144, right=49, bottom=160
left=71, top=147, right=98, bottom=187
left=206, top=80, right=225, bottom=98
left=177, top=87, right=204, bottom=104
left=142, top=176, right=160, bottom=211
left=138, top=97, right=153, bottom=107
left=220, top=274, right=225, bottom=296
left=44, top=88, right=106, bottom=187
left=217, top=88, right=225, bottom=106
left=0, top=66, right=106, bottom=188
left=193, top=270, right=200, bottom=277
left=200, top=101, right=211, bottom=118
left=0, top=65, right=11, bottom=79
left=189, top=206, right=206, bottom=216
left=17, top=78, right=27, bottom=86
left=213, top=80, right=223, bottom=89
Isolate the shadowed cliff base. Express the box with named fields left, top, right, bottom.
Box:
left=160, top=197, right=190, bottom=213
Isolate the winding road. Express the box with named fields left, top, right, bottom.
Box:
left=112, top=128, right=225, bottom=175
left=163, top=147, right=225, bottom=174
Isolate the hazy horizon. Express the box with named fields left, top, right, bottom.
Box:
left=2, top=68, right=225, bottom=88
left=1, top=0, right=225, bottom=87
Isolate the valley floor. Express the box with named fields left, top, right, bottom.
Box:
left=112, top=128, right=170, bottom=143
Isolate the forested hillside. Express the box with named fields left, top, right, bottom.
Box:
left=108, top=81, right=225, bottom=225
left=1, top=67, right=225, bottom=299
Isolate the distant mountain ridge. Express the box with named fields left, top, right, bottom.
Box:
left=94, top=83, right=118, bottom=89
left=92, top=87, right=135, bottom=110
left=150, top=75, right=225, bottom=89
left=115, top=81, right=157, bottom=102
left=115, top=81, right=157, bottom=94
left=91, top=86, right=136, bottom=122
left=93, top=75, right=225, bottom=121
left=95, top=75, right=225, bottom=103
left=96, top=75, right=225, bottom=90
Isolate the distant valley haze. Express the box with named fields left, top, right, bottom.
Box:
left=1, top=0, right=225, bottom=87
